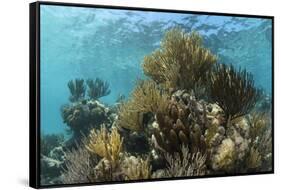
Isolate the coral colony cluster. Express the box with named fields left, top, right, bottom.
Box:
left=41, top=28, right=272, bottom=185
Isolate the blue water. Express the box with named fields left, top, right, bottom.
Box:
left=40, top=5, right=272, bottom=135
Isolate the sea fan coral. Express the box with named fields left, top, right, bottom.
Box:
left=210, top=64, right=262, bottom=121
left=86, top=125, right=123, bottom=169
left=67, top=79, right=86, bottom=102
left=142, top=28, right=217, bottom=93
left=86, top=78, right=111, bottom=100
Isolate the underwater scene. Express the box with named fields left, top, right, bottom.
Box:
left=39, top=4, right=273, bottom=186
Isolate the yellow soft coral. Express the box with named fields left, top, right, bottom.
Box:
left=122, top=156, right=151, bottom=180
left=143, top=28, right=217, bottom=92
left=249, top=112, right=271, bottom=140
left=212, top=138, right=235, bottom=171
left=117, top=100, right=144, bottom=132
left=131, top=80, right=169, bottom=113
left=86, top=125, right=123, bottom=169
left=117, top=80, right=169, bottom=132
left=247, top=147, right=262, bottom=170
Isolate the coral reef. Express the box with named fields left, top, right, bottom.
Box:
left=142, top=28, right=217, bottom=95
left=42, top=28, right=272, bottom=185
left=86, top=78, right=111, bottom=100
left=67, top=79, right=86, bottom=102
left=210, top=64, right=262, bottom=121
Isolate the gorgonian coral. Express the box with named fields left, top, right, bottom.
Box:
left=86, top=78, right=111, bottom=100
left=117, top=80, right=169, bottom=132
left=163, top=146, right=206, bottom=177
left=142, top=28, right=217, bottom=93
left=86, top=125, right=123, bottom=169
left=67, top=79, right=86, bottom=102
left=122, top=155, right=151, bottom=180
left=62, top=142, right=98, bottom=184
left=247, top=112, right=272, bottom=171
left=210, top=64, right=262, bottom=121
left=117, top=100, right=144, bottom=132
left=131, top=80, right=169, bottom=113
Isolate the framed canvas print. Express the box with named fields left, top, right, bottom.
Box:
left=29, top=1, right=274, bottom=188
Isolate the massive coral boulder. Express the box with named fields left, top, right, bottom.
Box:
left=61, top=100, right=116, bottom=146
left=151, top=90, right=223, bottom=155
left=62, top=77, right=114, bottom=145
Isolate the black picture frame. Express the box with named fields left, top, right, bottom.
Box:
left=29, top=1, right=274, bottom=189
